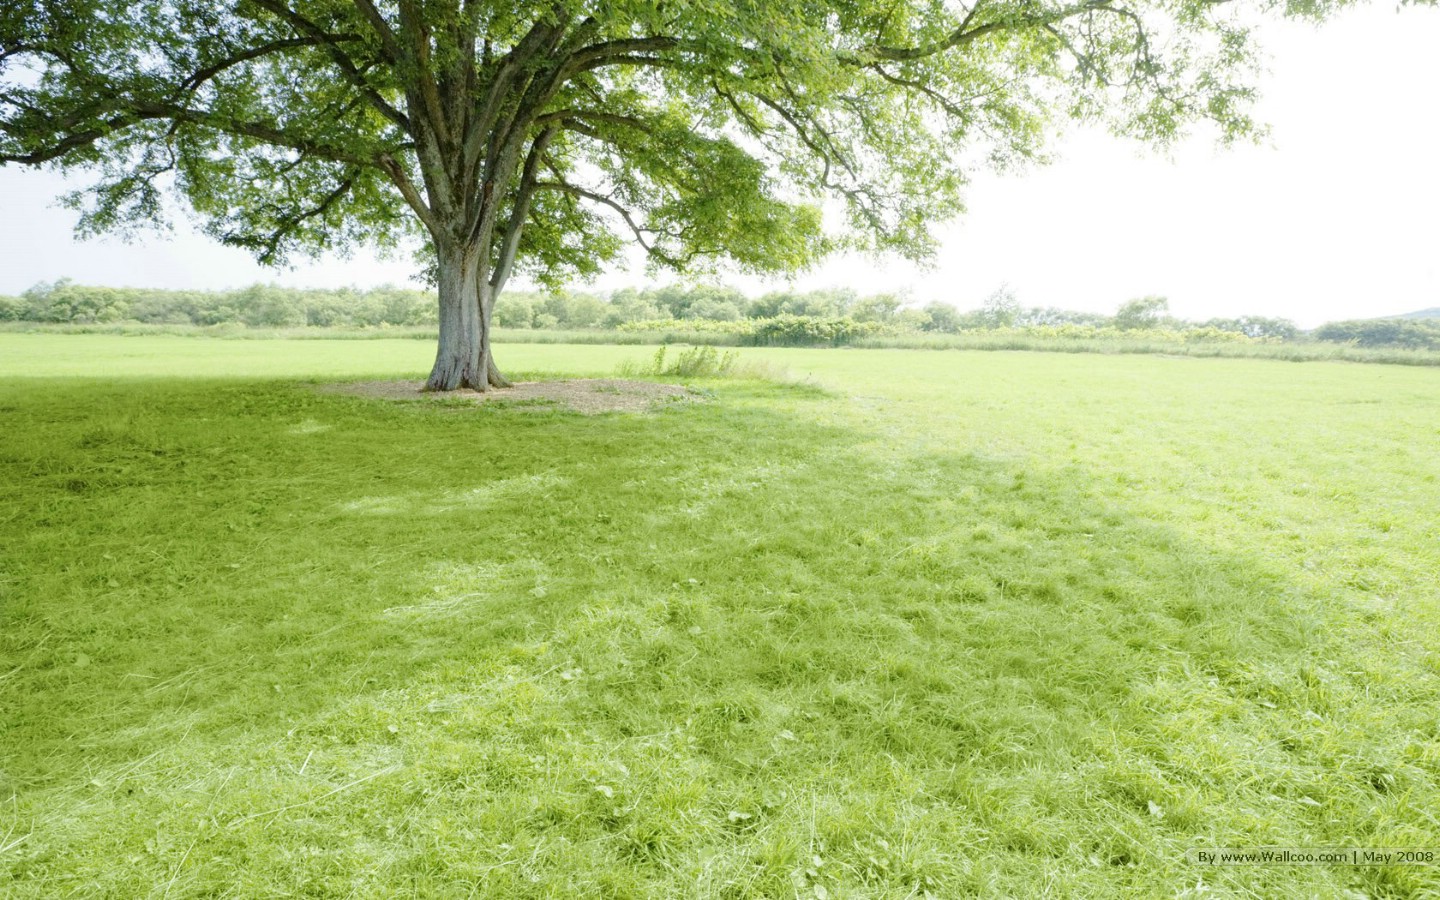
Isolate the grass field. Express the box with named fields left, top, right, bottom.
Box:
left=2, top=333, right=1439, bottom=898
left=9, top=321, right=1440, bottom=368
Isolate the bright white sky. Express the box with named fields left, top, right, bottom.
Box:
left=1, top=4, right=1437, bottom=327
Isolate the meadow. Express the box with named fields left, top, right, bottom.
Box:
left=9, top=321, right=1440, bottom=368
left=2, top=333, right=1438, bottom=898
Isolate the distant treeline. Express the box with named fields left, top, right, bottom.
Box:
left=3, top=280, right=1438, bottom=350
left=1311, top=318, right=1440, bottom=350
left=0, top=281, right=436, bottom=328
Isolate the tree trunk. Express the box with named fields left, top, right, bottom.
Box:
left=478, top=280, right=512, bottom=388
left=425, top=243, right=485, bottom=391
left=486, top=348, right=512, bottom=388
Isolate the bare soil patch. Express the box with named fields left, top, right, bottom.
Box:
left=318, top=378, right=698, bottom=414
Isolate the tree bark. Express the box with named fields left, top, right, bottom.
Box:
left=485, top=344, right=512, bottom=387
left=425, top=242, right=486, bottom=391
left=478, top=280, right=512, bottom=388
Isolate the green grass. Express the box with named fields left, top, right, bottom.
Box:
left=11, top=321, right=1440, bottom=366
left=2, top=333, right=1439, bottom=897
left=849, top=332, right=1440, bottom=366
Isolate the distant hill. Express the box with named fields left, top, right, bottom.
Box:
left=1393, top=308, right=1440, bottom=320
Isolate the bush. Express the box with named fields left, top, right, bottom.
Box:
left=659, top=344, right=738, bottom=376
left=683, top=298, right=744, bottom=322
left=745, top=287, right=857, bottom=319
left=619, top=318, right=752, bottom=336
left=539, top=291, right=607, bottom=328
left=976, top=286, right=1020, bottom=328
left=21, top=280, right=130, bottom=323
left=1315, top=318, right=1440, bottom=350
left=1113, top=296, right=1170, bottom=331
left=746, top=315, right=888, bottom=346
left=617, top=315, right=888, bottom=347
left=494, top=296, right=536, bottom=328
left=617, top=344, right=740, bottom=377
left=921, top=301, right=964, bottom=333
left=602, top=291, right=663, bottom=327
left=850, top=293, right=903, bottom=323
left=1201, top=315, right=1299, bottom=341
left=234, top=285, right=306, bottom=327
left=1181, top=326, right=1254, bottom=344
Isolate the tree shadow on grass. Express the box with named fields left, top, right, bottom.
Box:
left=1, top=377, right=1434, bottom=898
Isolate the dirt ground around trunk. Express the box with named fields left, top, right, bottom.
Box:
left=317, top=378, right=699, bottom=414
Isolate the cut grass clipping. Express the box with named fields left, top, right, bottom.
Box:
left=1, top=334, right=1438, bottom=897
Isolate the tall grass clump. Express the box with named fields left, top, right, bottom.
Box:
left=616, top=344, right=797, bottom=383
left=618, top=344, right=730, bottom=377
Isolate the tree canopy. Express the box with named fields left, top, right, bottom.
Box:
left=0, top=0, right=1382, bottom=388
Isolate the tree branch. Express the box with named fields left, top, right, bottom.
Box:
left=566, top=36, right=681, bottom=71
left=224, top=169, right=360, bottom=264
left=532, top=109, right=656, bottom=136
left=349, top=0, right=402, bottom=62
left=572, top=54, right=683, bottom=76
left=862, top=0, right=1114, bottom=62
left=178, top=36, right=343, bottom=95
left=377, top=152, right=442, bottom=236
left=2, top=102, right=377, bottom=167
left=246, top=0, right=411, bottom=130
left=534, top=178, right=685, bottom=268
left=867, top=65, right=971, bottom=118
left=397, top=0, right=453, bottom=153
left=464, top=15, right=566, bottom=187
left=465, top=15, right=592, bottom=249
left=490, top=124, right=559, bottom=294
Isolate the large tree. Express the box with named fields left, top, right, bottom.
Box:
left=0, top=0, right=1353, bottom=389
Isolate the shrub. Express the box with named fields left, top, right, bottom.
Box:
left=745, top=315, right=888, bottom=346
left=661, top=344, right=738, bottom=376
left=1181, top=326, right=1254, bottom=344
left=494, top=296, right=536, bottom=328
left=977, top=286, right=1020, bottom=328
left=1113, top=296, right=1170, bottom=330
left=1315, top=319, right=1440, bottom=350
left=921, top=302, right=964, bottom=333
left=20, top=280, right=130, bottom=323
left=683, top=298, right=744, bottom=322
left=1201, top=316, right=1299, bottom=341
left=0, top=295, right=24, bottom=321
left=602, top=292, right=663, bottom=327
